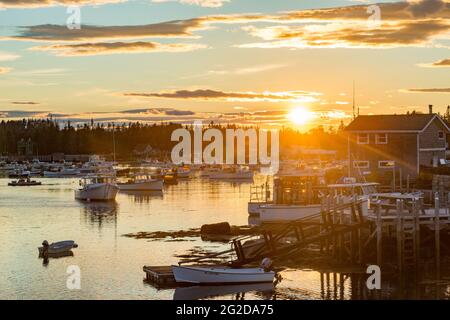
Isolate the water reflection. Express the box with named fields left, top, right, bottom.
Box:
left=119, top=190, right=163, bottom=203
left=173, top=283, right=275, bottom=300
left=40, top=250, right=75, bottom=267
left=80, top=201, right=118, bottom=228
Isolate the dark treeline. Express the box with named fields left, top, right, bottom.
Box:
left=0, top=119, right=348, bottom=159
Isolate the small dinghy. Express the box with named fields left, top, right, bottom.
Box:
left=38, top=240, right=78, bottom=255
left=8, top=178, right=42, bottom=186
left=172, top=265, right=275, bottom=285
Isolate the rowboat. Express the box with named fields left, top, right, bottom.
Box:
left=38, top=240, right=78, bottom=255
left=172, top=265, right=275, bottom=284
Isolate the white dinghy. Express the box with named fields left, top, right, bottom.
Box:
left=38, top=240, right=78, bottom=255
left=172, top=265, right=275, bottom=284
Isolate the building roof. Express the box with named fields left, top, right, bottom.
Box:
left=345, top=114, right=450, bottom=132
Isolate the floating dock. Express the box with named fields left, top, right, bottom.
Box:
left=143, top=266, right=176, bottom=287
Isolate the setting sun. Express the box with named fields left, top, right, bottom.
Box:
left=287, top=107, right=315, bottom=125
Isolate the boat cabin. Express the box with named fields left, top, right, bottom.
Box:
left=272, top=172, right=327, bottom=206
left=80, top=176, right=115, bottom=186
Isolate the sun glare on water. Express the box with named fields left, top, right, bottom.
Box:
left=287, top=107, right=314, bottom=126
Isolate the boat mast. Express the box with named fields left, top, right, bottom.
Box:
left=112, top=122, right=116, bottom=163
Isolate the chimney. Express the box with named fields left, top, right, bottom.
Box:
left=429, top=104, right=433, bottom=114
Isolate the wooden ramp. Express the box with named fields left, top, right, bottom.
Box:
left=177, top=199, right=366, bottom=268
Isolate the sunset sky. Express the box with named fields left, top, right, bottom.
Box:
left=0, top=0, right=449, bottom=130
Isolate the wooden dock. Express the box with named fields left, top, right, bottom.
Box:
left=143, top=266, right=177, bottom=287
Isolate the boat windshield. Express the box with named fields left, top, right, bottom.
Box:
left=81, top=176, right=114, bottom=185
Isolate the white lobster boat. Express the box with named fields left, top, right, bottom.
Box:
left=118, top=174, right=163, bottom=191
left=75, top=175, right=119, bottom=201
left=209, top=167, right=253, bottom=180
left=172, top=265, right=275, bottom=284
left=259, top=182, right=377, bottom=222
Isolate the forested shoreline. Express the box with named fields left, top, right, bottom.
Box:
left=0, top=119, right=349, bottom=159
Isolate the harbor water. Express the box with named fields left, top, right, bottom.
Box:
left=0, top=176, right=449, bottom=300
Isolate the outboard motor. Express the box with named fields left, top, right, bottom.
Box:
left=260, top=257, right=273, bottom=272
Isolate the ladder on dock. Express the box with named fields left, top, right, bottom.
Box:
left=401, top=217, right=417, bottom=268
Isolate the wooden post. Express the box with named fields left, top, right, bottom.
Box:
left=435, top=193, right=440, bottom=276
left=396, top=199, right=404, bottom=273
left=413, top=198, right=420, bottom=269
left=376, top=201, right=382, bottom=266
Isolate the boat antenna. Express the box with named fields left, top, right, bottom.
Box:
left=352, top=80, right=356, bottom=119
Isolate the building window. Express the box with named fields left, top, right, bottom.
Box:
left=357, top=133, right=369, bottom=144
left=438, top=131, right=444, bottom=140
left=379, top=160, right=395, bottom=168
left=375, top=133, right=388, bottom=144
left=353, top=161, right=370, bottom=169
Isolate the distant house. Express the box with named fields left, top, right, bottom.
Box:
left=17, top=138, right=33, bottom=156
left=133, top=144, right=154, bottom=157
left=345, top=111, right=450, bottom=178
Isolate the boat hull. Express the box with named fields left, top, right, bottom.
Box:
left=38, top=240, right=77, bottom=255
left=260, top=198, right=369, bottom=222
left=75, top=183, right=119, bottom=201
left=248, top=202, right=269, bottom=215
left=172, top=266, right=275, bottom=284
left=259, top=204, right=322, bottom=222
left=209, top=172, right=253, bottom=180
left=118, top=180, right=163, bottom=191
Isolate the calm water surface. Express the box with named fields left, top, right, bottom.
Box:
left=0, top=176, right=448, bottom=300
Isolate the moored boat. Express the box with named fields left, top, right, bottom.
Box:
left=38, top=240, right=78, bottom=255
left=8, top=178, right=42, bottom=186
left=75, top=175, right=119, bottom=201
left=172, top=265, right=275, bottom=284
left=118, top=174, right=163, bottom=191
left=209, top=166, right=253, bottom=180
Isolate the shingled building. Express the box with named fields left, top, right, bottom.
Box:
left=345, top=111, right=450, bottom=178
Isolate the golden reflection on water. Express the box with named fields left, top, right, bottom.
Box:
left=1, top=176, right=450, bottom=300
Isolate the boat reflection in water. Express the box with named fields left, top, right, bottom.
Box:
left=119, top=190, right=163, bottom=203
left=173, top=282, right=275, bottom=300
left=81, top=201, right=118, bottom=228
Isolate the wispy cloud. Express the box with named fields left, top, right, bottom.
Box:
left=419, top=57, right=450, bottom=67
left=30, top=41, right=207, bottom=56
left=123, top=89, right=321, bottom=102
left=406, top=87, right=450, bottom=93
left=11, top=101, right=40, bottom=105
left=152, top=0, right=229, bottom=8
left=0, top=107, right=349, bottom=128
left=0, top=0, right=123, bottom=9
left=9, top=20, right=206, bottom=42
left=239, top=19, right=450, bottom=49
left=0, top=51, right=20, bottom=61
left=0, top=67, right=12, bottom=74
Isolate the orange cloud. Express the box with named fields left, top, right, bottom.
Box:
left=0, top=67, right=12, bottom=74
left=431, top=58, right=450, bottom=66
left=407, top=88, right=450, bottom=93
left=240, top=18, right=450, bottom=49
left=123, top=89, right=321, bottom=102
left=30, top=41, right=207, bottom=56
